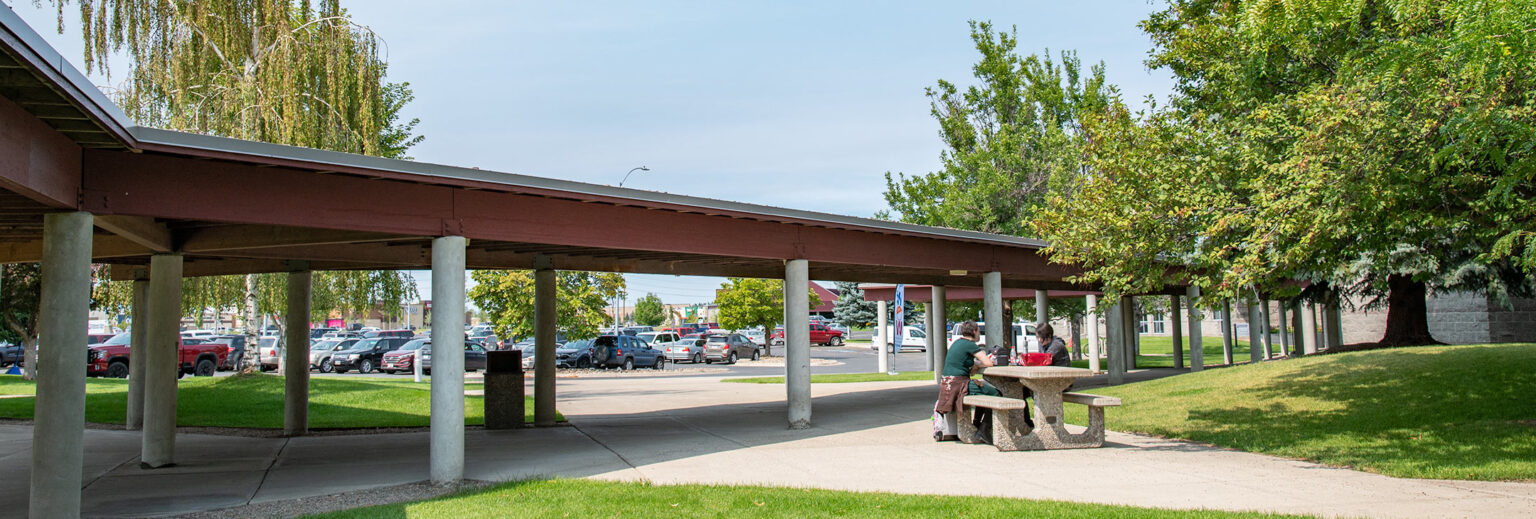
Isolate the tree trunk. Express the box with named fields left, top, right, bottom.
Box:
left=243, top=274, right=260, bottom=371
left=763, top=321, right=773, bottom=357
left=21, top=336, right=37, bottom=381
left=1379, top=274, right=1438, bottom=347
left=1069, top=315, right=1083, bottom=360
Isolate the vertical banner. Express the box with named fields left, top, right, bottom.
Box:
left=894, top=284, right=905, bottom=346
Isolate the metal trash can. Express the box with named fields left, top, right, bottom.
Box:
left=484, top=350, right=525, bottom=429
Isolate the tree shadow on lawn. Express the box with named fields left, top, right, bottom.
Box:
left=1161, top=345, right=1536, bottom=480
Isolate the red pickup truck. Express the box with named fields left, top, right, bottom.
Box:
left=87, top=333, right=229, bottom=378
left=770, top=322, right=845, bottom=346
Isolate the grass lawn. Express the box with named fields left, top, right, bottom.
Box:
left=306, top=479, right=1309, bottom=518
left=723, top=371, right=935, bottom=384
left=1063, top=343, right=1536, bottom=481
left=1067, top=335, right=1254, bottom=370
left=0, top=373, right=553, bottom=429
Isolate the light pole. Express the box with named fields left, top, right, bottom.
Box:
left=619, top=166, right=649, bottom=187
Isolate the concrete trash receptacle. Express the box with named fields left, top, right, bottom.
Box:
left=484, top=350, right=525, bottom=429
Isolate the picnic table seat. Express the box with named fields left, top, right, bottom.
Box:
left=956, top=391, right=1121, bottom=450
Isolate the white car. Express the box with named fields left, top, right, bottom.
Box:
left=258, top=337, right=282, bottom=371
left=637, top=331, right=684, bottom=349
left=738, top=329, right=766, bottom=346
left=180, top=329, right=216, bottom=340
left=872, top=325, right=928, bottom=353
left=951, top=322, right=1039, bottom=352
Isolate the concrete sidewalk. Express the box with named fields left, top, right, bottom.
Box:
left=0, top=374, right=1532, bottom=518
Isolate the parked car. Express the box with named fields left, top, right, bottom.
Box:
left=308, top=328, right=338, bottom=339
left=637, top=331, right=684, bottom=350
left=770, top=322, right=845, bottom=346
left=258, top=336, right=283, bottom=371
left=663, top=334, right=708, bottom=364
left=738, top=329, right=767, bottom=346
left=953, top=322, right=1038, bottom=352
left=556, top=338, right=595, bottom=369
left=87, top=333, right=115, bottom=345
left=0, top=342, right=21, bottom=366
left=826, top=322, right=851, bottom=336
left=88, top=333, right=228, bottom=378
left=208, top=335, right=248, bottom=369
left=308, top=338, right=359, bottom=373
left=591, top=335, right=665, bottom=370
left=363, top=329, right=414, bottom=339
left=872, top=325, right=928, bottom=353
left=179, top=329, right=216, bottom=341
left=467, top=332, right=502, bottom=349
left=704, top=333, right=760, bottom=364
left=420, top=340, right=489, bottom=374
left=380, top=339, right=429, bottom=374
left=330, top=337, right=412, bottom=373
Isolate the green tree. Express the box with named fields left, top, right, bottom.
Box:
left=1035, top=0, right=1536, bottom=346
left=831, top=282, right=876, bottom=328
left=468, top=270, right=624, bottom=344
left=632, top=293, right=667, bottom=327
left=46, top=0, right=425, bottom=361
left=881, top=21, right=1115, bottom=233
left=715, top=278, right=820, bottom=357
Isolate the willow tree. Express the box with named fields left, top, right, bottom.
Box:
left=47, top=0, right=424, bottom=364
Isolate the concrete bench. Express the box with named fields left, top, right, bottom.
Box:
left=1062, top=392, right=1122, bottom=407
left=956, top=392, right=1121, bottom=450
left=962, top=395, right=1029, bottom=410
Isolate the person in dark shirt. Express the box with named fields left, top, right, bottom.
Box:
left=1036, top=322, right=1072, bottom=367
left=935, top=321, right=996, bottom=442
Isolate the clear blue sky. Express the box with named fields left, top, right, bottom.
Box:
left=7, top=1, right=1172, bottom=305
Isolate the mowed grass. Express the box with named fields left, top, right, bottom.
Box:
left=1068, top=335, right=1255, bottom=369
left=1063, top=343, right=1536, bottom=481
left=306, top=479, right=1310, bottom=519
left=0, top=374, right=552, bottom=428
left=724, top=371, right=935, bottom=384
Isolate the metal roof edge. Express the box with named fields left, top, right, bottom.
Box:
left=127, top=126, right=1050, bottom=250
left=0, top=5, right=138, bottom=147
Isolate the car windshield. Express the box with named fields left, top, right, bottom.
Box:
left=102, top=332, right=132, bottom=346
left=559, top=339, right=591, bottom=351
left=311, top=340, right=342, bottom=351
left=397, top=339, right=429, bottom=351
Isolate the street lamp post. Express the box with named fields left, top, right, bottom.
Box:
left=619, top=166, right=649, bottom=187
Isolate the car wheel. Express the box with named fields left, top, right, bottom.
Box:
left=727, top=351, right=738, bottom=364
left=831, top=336, right=844, bottom=346
left=704, top=358, right=713, bottom=364
left=320, top=358, right=334, bottom=373
left=654, top=357, right=666, bottom=370
left=195, top=358, right=216, bottom=377
left=693, top=353, right=703, bottom=364
left=105, top=361, right=129, bottom=378
left=359, top=359, right=374, bottom=374
left=577, top=357, right=591, bottom=369
left=261, top=365, right=274, bottom=372
left=622, top=358, right=634, bottom=371
left=424, top=368, right=431, bottom=376
left=752, top=349, right=761, bottom=361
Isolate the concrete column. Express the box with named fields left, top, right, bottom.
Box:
left=1105, top=299, right=1124, bottom=385
left=982, top=272, right=1003, bottom=351
left=30, top=212, right=92, bottom=519
left=534, top=266, right=557, bottom=426
left=1186, top=287, right=1204, bottom=371
left=1085, top=295, right=1099, bottom=372
left=1301, top=301, right=1319, bottom=355
left=1247, top=300, right=1264, bottom=363
left=284, top=270, right=311, bottom=436
left=1125, top=296, right=1140, bottom=370
left=1261, top=300, right=1275, bottom=359
left=1035, top=289, right=1048, bottom=326
left=923, top=302, right=935, bottom=372
left=1277, top=302, right=1292, bottom=357
left=430, top=235, right=467, bottom=484
left=931, top=286, right=946, bottom=384
left=1325, top=298, right=1343, bottom=350
left=1221, top=300, right=1235, bottom=365
left=141, top=254, right=182, bottom=469
left=784, top=259, right=811, bottom=429
left=1170, top=294, right=1184, bottom=369
left=1289, top=300, right=1304, bottom=356
left=875, top=300, right=888, bottom=374
left=125, top=274, right=148, bottom=430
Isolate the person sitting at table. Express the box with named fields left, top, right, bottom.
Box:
left=1036, top=322, right=1072, bottom=367
left=934, top=321, right=997, bottom=442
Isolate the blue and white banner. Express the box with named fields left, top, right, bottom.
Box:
left=893, top=284, right=905, bottom=344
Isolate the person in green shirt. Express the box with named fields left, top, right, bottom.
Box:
left=934, top=321, right=996, bottom=441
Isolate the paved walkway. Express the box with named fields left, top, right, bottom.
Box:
left=1, top=373, right=1533, bottom=518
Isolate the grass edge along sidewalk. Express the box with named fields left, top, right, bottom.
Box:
left=304, top=478, right=1313, bottom=518
left=0, top=373, right=555, bottom=429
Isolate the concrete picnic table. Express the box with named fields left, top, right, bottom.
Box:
left=958, top=365, right=1114, bottom=451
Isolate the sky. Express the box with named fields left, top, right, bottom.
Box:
left=5, top=1, right=1173, bottom=306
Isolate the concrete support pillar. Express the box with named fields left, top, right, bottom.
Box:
left=1289, top=300, right=1304, bottom=356
left=430, top=236, right=467, bottom=484
left=1125, top=296, right=1141, bottom=370
left=784, top=259, right=811, bottom=429
left=1300, top=302, right=1319, bottom=355
left=931, top=286, right=946, bottom=384
left=923, top=302, right=935, bottom=372
left=1325, top=298, right=1343, bottom=350
left=534, top=265, right=557, bottom=426
left=29, top=212, right=92, bottom=519
left=141, top=254, right=182, bottom=469
left=1085, top=295, right=1100, bottom=373
left=1186, top=286, right=1204, bottom=371
left=875, top=300, right=888, bottom=374
left=125, top=273, right=148, bottom=430
left=1035, top=289, right=1049, bottom=326
left=1247, top=300, right=1264, bottom=363
left=1221, top=300, right=1235, bottom=365
left=1170, top=295, right=1184, bottom=369
left=1260, top=300, right=1274, bottom=359
left=982, top=272, right=1003, bottom=351
left=284, top=270, right=311, bottom=436
left=1105, top=299, right=1124, bottom=385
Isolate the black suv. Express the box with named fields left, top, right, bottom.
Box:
left=329, top=337, right=412, bottom=373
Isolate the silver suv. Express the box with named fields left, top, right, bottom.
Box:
left=704, top=333, right=760, bottom=364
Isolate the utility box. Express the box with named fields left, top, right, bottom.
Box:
left=484, top=350, right=525, bottom=429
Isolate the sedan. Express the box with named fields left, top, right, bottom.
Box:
left=421, top=340, right=489, bottom=375
left=663, top=334, right=708, bottom=363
